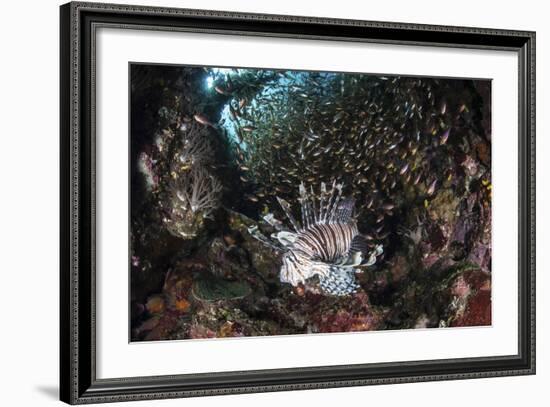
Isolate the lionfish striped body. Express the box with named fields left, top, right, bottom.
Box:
left=250, top=181, right=383, bottom=296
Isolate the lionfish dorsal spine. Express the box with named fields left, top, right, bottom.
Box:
left=298, top=182, right=314, bottom=230
left=310, top=185, right=318, bottom=224
left=334, top=196, right=355, bottom=224
left=323, top=180, right=337, bottom=223
left=276, top=196, right=301, bottom=232
left=306, top=200, right=315, bottom=229
left=319, top=180, right=340, bottom=223
left=319, top=181, right=339, bottom=223
left=277, top=181, right=355, bottom=234
left=318, top=182, right=328, bottom=223
left=326, top=182, right=344, bottom=223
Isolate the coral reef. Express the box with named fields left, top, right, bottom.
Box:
left=163, top=166, right=222, bottom=239
left=130, top=65, right=492, bottom=341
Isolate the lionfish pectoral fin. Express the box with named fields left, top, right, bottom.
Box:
left=308, top=260, right=331, bottom=278
left=247, top=225, right=284, bottom=252
left=274, top=231, right=298, bottom=247
left=262, top=212, right=284, bottom=231
left=319, top=266, right=360, bottom=296
left=350, top=251, right=364, bottom=266
left=340, top=251, right=363, bottom=267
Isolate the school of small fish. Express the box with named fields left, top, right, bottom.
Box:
left=197, top=69, right=478, bottom=247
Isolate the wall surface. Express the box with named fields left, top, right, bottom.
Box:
left=0, top=0, right=546, bottom=405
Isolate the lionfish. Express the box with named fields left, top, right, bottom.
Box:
left=249, top=181, right=383, bottom=296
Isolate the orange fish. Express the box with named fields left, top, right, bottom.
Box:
left=193, top=114, right=215, bottom=127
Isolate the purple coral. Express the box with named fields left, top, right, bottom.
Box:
left=137, top=151, right=159, bottom=191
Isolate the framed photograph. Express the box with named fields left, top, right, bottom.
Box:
left=60, top=1, right=536, bottom=404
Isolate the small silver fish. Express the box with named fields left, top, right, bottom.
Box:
left=440, top=129, right=451, bottom=145
left=427, top=179, right=437, bottom=195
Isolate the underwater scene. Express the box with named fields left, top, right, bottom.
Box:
left=130, top=64, right=492, bottom=341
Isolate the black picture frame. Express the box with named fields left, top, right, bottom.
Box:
left=60, top=1, right=536, bottom=404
